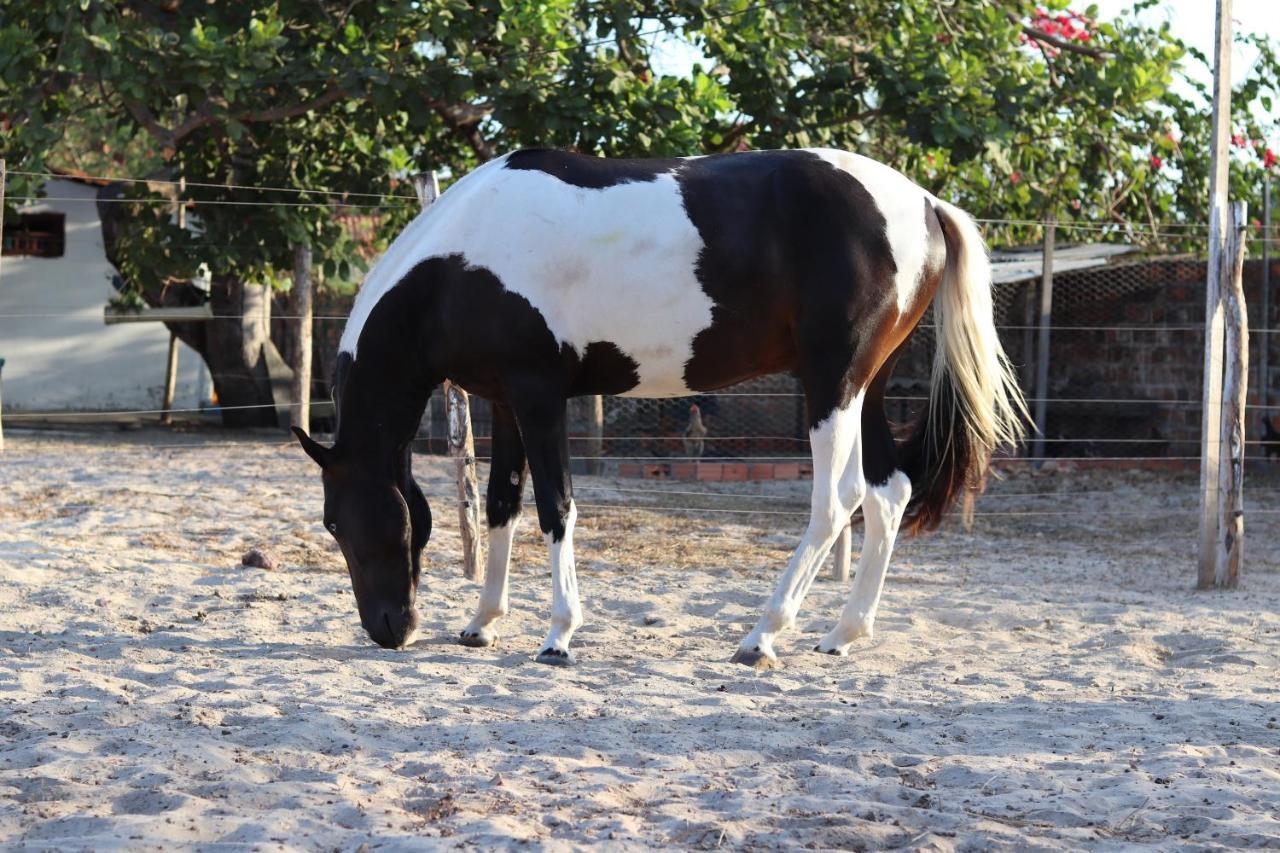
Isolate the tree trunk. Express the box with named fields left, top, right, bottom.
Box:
left=201, top=276, right=284, bottom=427
left=98, top=185, right=287, bottom=428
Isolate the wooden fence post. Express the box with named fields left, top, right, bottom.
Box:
left=1262, top=173, right=1272, bottom=413
left=445, top=382, right=484, bottom=582
left=1198, top=0, right=1235, bottom=588
left=160, top=333, right=179, bottom=424
left=1213, top=201, right=1248, bottom=587
left=290, top=244, right=313, bottom=432
left=831, top=524, right=852, bottom=583
left=1031, top=217, right=1056, bottom=462
left=586, top=395, right=604, bottom=475
left=414, top=171, right=484, bottom=582
left=0, top=158, right=7, bottom=452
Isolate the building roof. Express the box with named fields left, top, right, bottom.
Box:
left=990, top=243, right=1137, bottom=284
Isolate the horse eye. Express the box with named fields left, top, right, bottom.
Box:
left=326, top=522, right=339, bottom=535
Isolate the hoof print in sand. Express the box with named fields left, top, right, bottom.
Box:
left=730, top=647, right=781, bottom=670
left=536, top=648, right=577, bottom=667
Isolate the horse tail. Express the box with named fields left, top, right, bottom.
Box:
left=899, top=200, right=1028, bottom=534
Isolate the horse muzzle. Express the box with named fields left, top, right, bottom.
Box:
left=362, top=603, right=421, bottom=650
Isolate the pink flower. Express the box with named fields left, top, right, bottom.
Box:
left=1264, top=148, right=1277, bottom=169
left=1231, top=133, right=1248, bottom=148
left=1149, top=154, right=1163, bottom=169
left=1010, top=171, right=1022, bottom=184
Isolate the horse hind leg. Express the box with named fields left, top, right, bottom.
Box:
left=816, top=391, right=911, bottom=655
left=732, top=389, right=868, bottom=669
left=460, top=403, right=526, bottom=648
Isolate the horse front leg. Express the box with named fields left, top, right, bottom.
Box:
left=461, top=403, right=526, bottom=648
left=512, top=397, right=582, bottom=666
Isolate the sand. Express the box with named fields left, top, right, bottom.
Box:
left=1, top=430, right=1278, bottom=851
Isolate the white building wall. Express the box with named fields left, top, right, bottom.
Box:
left=0, top=179, right=205, bottom=413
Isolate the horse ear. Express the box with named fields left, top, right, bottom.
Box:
left=291, top=426, right=331, bottom=469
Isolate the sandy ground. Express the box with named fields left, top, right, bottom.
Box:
left=1, top=429, right=1279, bottom=851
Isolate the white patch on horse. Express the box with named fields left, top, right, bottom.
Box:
left=341, top=155, right=714, bottom=397
left=816, top=470, right=911, bottom=655
left=461, top=518, right=518, bottom=646
left=734, top=394, right=867, bottom=666
left=539, top=501, right=582, bottom=661
left=810, top=149, right=932, bottom=313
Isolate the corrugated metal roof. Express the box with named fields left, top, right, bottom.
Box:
left=990, top=243, right=1136, bottom=284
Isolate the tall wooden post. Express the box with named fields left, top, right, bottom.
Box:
left=1031, top=217, right=1056, bottom=462
left=414, top=171, right=483, bottom=582
left=1198, top=0, right=1235, bottom=588
left=1262, top=174, right=1272, bottom=412
left=1213, top=202, right=1249, bottom=588
left=445, top=382, right=483, bottom=582
left=160, top=333, right=179, bottom=424
left=290, top=244, right=313, bottom=432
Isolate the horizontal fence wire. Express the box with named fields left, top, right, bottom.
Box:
left=573, top=503, right=1280, bottom=519
left=5, top=168, right=1279, bottom=471
left=3, top=312, right=1278, bottom=335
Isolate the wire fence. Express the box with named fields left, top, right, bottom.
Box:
left=2, top=172, right=1278, bottom=488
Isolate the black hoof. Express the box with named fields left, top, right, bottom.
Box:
left=729, top=646, right=781, bottom=671
left=536, top=647, right=577, bottom=667
left=459, top=630, right=495, bottom=648
left=814, top=645, right=843, bottom=656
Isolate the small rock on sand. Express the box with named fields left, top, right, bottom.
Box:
left=240, top=548, right=278, bottom=571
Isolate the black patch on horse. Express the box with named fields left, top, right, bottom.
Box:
left=505, top=148, right=683, bottom=189
left=570, top=341, right=641, bottom=396
left=673, top=150, right=899, bottom=426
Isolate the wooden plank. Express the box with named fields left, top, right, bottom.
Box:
left=160, top=333, right=179, bottom=425
left=831, top=524, right=852, bottom=583
left=1215, top=201, right=1248, bottom=587
left=414, top=171, right=483, bottom=582
left=1031, top=217, right=1055, bottom=463
left=289, top=244, right=314, bottom=432
left=1198, top=0, right=1234, bottom=588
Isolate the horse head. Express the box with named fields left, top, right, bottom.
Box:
left=292, top=426, right=431, bottom=649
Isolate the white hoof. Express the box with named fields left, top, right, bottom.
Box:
left=815, top=620, right=873, bottom=656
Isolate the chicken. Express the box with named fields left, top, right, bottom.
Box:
left=684, top=403, right=708, bottom=459
left=1263, top=414, right=1280, bottom=461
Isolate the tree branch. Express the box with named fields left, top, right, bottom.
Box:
left=123, top=87, right=349, bottom=157
left=232, top=86, right=348, bottom=124
left=427, top=99, right=497, bottom=161
left=1006, top=11, right=1113, bottom=60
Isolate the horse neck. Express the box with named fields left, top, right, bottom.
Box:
left=334, top=349, right=436, bottom=473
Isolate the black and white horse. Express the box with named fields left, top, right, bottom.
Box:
left=293, top=148, right=1025, bottom=668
